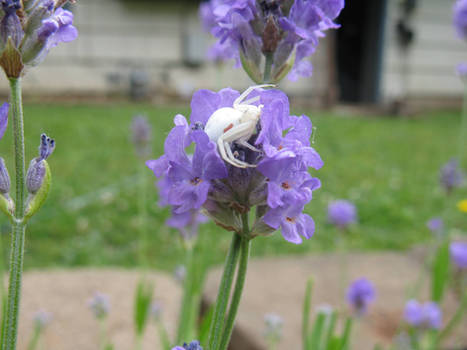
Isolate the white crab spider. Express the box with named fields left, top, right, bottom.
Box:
left=204, top=84, right=275, bottom=168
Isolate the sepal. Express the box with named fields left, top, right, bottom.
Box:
left=0, top=193, right=14, bottom=220
left=0, top=37, right=24, bottom=78
left=240, top=49, right=262, bottom=84
left=272, top=48, right=296, bottom=83
left=24, top=159, right=51, bottom=220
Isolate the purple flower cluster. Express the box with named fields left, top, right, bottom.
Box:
left=454, top=0, right=467, bottom=39
left=346, top=278, right=375, bottom=315
left=172, top=341, right=203, bottom=350
left=404, top=300, right=442, bottom=330
left=327, top=200, right=357, bottom=229
left=450, top=242, right=467, bottom=269
left=199, top=0, right=344, bottom=82
left=440, top=158, right=464, bottom=193
left=147, top=87, right=322, bottom=244
left=0, top=0, right=77, bottom=77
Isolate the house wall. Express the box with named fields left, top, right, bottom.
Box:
left=15, top=0, right=330, bottom=101
left=381, top=0, right=465, bottom=101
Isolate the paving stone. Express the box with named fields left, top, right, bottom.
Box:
left=204, top=252, right=467, bottom=350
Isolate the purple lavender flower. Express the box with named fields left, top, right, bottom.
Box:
left=33, top=310, right=52, bottom=329
left=454, top=0, right=467, bottom=39
left=450, top=242, right=467, bottom=269
left=440, top=158, right=464, bottom=193
left=26, top=133, right=55, bottom=194
left=0, top=0, right=78, bottom=77
left=426, top=217, right=443, bottom=234
left=166, top=209, right=208, bottom=241
left=147, top=87, right=322, bottom=244
left=199, top=0, right=344, bottom=82
left=172, top=340, right=203, bottom=350
left=131, top=115, right=152, bottom=157
left=457, top=62, right=467, bottom=79
left=328, top=200, right=357, bottom=229
left=404, top=300, right=442, bottom=330
left=88, top=293, right=110, bottom=319
left=346, top=278, right=376, bottom=314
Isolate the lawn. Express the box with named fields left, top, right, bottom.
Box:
left=0, top=103, right=465, bottom=271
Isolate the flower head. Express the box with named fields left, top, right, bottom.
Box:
left=346, top=278, right=375, bottom=314
left=131, top=115, right=152, bottom=157
left=88, top=293, right=110, bottom=319
left=172, top=340, right=203, bottom=350
left=454, top=0, right=467, bottom=39
left=426, top=217, right=443, bottom=235
left=450, top=242, right=467, bottom=269
left=0, top=0, right=78, bottom=77
left=199, top=0, right=344, bottom=82
left=440, top=158, right=464, bottom=193
left=147, top=87, right=322, bottom=244
left=328, top=200, right=357, bottom=229
left=404, top=300, right=442, bottom=330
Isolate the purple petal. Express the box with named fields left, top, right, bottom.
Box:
left=190, top=89, right=221, bottom=126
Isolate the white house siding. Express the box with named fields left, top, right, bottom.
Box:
left=381, top=0, right=466, bottom=101
left=12, top=0, right=330, bottom=100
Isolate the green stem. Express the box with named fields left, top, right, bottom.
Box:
left=218, top=218, right=251, bottom=350
left=176, top=246, right=196, bottom=344
left=207, top=233, right=242, bottom=350
left=26, top=326, right=41, bottom=350
left=263, top=53, right=273, bottom=84
left=2, top=78, right=27, bottom=350
left=436, top=290, right=467, bottom=343
left=156, top=320, right=171, bottom=350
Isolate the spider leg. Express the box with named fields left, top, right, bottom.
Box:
left=234, top=84, right=276, bottom=107
left=239, top=96, right=260, bottom=106
left=217, top=138, right=248, bottom=168
left=236, top=140, right=262, bottom=153
left=221, top=121, right=256, bottom=143
left=224, top=141, right=256, bottom=168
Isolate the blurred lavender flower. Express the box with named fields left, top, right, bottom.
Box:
left=426, top=217, right=443, bottom=235
left=150, top=301, right=163, bottom=321
left=0, top=0, right=78, bottom=77
left=404, top=300, right=442, bottom=330
left=173, top=265, right=187, bottom=284
left=450, top=242, right=467, bottom=269
left=33, top=310, right=52, bottom=330
left=88, top=293, right=110, bottom=319
left=346, top=278, right=375, bottom=315
left=263, top=313, right=283, bottom=344
left=199, top=0, right=344, bottom=82
left=0, top=102, right=10, bottom=196
left=457, top=62, right=467, bottom=79
left=454, top=0, right=467, bottom=39
left=439, top=158, right=464, bottom=193
left=131, top=115, right=152, bottom=157
left=172, top=340, right=203, bottom=350
left=328, top=200, right=357, bottom=229
left=147, top=87, right=322, bottom=244
left=166, top=209, right=208, bottom=241
left=26, top=133, right=55, bottom=194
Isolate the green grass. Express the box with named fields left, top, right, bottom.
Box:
left=0, top=103, right=465, bottom=271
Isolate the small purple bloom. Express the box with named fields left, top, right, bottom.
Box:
left=450, top=242, right=467, bottom=269
left=404, top=300, right=442, bottom=330
left=457, top=62, right=467, bottom=79
left=0, top=102, right=9, bottom=140
left=454, top=0, right=467, bottom=39
left=346, top=278, right=376, bottom=314
left=88, top=293, right=110, bottom=319
left=172, top=340, right=203, bottom=350
left=166, top=209, right=208, bottom=240
left=328, top=200, right=357, bottom=229
left=426, top=217, right=443, bottom=234
left=440, top=158, right=464, bottom=193
left=33, top=310, right=52, bottom=329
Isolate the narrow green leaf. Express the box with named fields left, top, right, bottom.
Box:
left=323, top=311, right=337, bottom=350
left=310, top=313, right=326, bottom=350
left=199, top=305, right=214, bottom=347
left=302, top=278, right=313, bottom=350
left=431, top=240, right=450, bottom=303
left=134, top=279, right=154, bottom=337
left=338, top=317, right=353, bottom=350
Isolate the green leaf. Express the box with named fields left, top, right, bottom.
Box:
left=199, top=305, right=214, bottom=347
left=338, top=317, right=353, bottom=350
left=323, top=311, right=337, bottom=350
left=431, top=240, right=450, bottom=303
left=302, top=278, right=313, bottom=350
left=133, top=279, right=154, bottom=337
left=310, top=312, right=326, bottom=350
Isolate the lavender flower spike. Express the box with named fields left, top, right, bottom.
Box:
left=454, top=0, right=467, bottom=39
left=88, top=293, right=110, bottom=319
left=450, top=242, right=467, bottom=269
left=131, top=115, right=152, bottom=157
left=346, top=278, right=376, bottom=315
left=328, top=200, right=357, bottom=229
left=172, top=340, right=203, bottom=350
left=26, top=133, right=55, bottom=194
left=404, top=300, right=442, bottom=330
left=440, top=158, right=464, bottom=193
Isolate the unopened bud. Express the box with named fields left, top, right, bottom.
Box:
left=262, top=16, right=280, bottom=53
left=0, top=157, right=11, bottom=194
left=0, top=1, right=24, bottom=48
left=23, top=0, right=54, bottom=36
left=26, top=157, right=45, bottom=194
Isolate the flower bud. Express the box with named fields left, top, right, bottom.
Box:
left=0, top=0, right=24, bottom=49
left=262, top=16, right=280, bottom=54
left=23, top=0, right=54, bottom=36
left=26, top=157, right=45, bottom=194
left=0, top=157, right=11, bottom=194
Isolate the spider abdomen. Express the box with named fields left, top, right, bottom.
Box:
left=204, top=107, right=243, bottom=142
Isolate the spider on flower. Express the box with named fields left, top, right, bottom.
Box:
left=203, top=84, right=275, bottom=168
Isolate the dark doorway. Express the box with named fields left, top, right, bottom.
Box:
left=336, top=0, right=388, bottom=103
